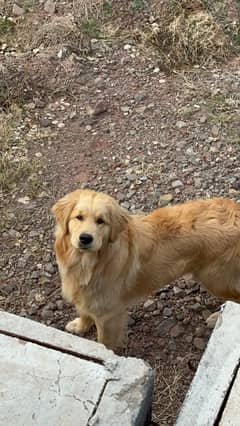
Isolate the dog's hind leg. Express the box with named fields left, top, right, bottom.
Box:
left=65, top=314, right=94, bottom=336
left=95, top=311, right=128, bottom=350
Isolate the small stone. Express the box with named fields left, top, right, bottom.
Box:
left=40, top=117, right=51, bottom=127
left=121, top=106, right=130, bottom=113
left=156, top=319, right=175, bottom=336
left=211, top=125, right=220, bottom=137
left=44, top=0, right=56, bottom=14
left=195, top=326, right=205, bottom=337
left=163, top=307, right=172, bottom=317
left=69, top=111, right=77, bottom=119
left=202, top=309, right=212, bottom=321
left=157, top=301, right=164, bottom=311
left=159, top=292, right=167, bottom=300
left=193, top=337, right=206, bottom=350
left=41, top=308, right=52, bottom=320
left=31, top=271, right=40, bottom=279
left=25, top=102, right=36, bottom=110
left=172, top=180, right=184, bottom=189
left=135, top=106, right=147, bottom=114
left=13, top=4, right=24, bottom=15
left=185, top=334, right=193, bottom=343
left=2, top=283, right=17, bottom=294
left=206, top=311, right=220, bottom=329
left=158, top=193, right=173, bottom=207
left=87, top=101, right=107, bottom=117
left=190, top=302, right=201, bottom=311
left=135, top=93, right=146, bottom=102
left=200, top=114, right=207, bottom=123
left=171, top=324, right=184, bottom=338
left=176, top=120, right=187, bottom=129
left=45, top=262, right=55, bottom=275
left=232, top=179, right=240, bottom=191
left=17, top=196, right=30, bottom=205
left=35, top=152, right=42, bottom=158
left=56, top=300, right=64, bottom=310
left=176, top=311, right=185, bottom=321
left=173, top=286, right=184, bottom=297
left=143, top=299, right=157, bottom=312
left=194, top=178, right=202, bottom=188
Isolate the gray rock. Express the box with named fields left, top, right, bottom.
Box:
left=185, top=334, right=193, bottom=343
left=31, top=271, right=40, bottom=279
left=170, top=324, right=184, bottom=338
left=41, top=308, right=52, bottom=320
left=45, top=262, right=55, bottom=275
left=193, top=337, right=206, bottom=350
left=211, top=125, right=220, bottom=137
left=44, top=0, right=56, bottom=14
left=199, top=114, right=207, bottom=123
left=190, top=303, right=202, bottom=312
left=158, top=193, right=173, bottom=207
left=172, top=180, right=184, bottom=189
left=121, top=106, right=130, bottom=113
left=155, top=319, right=175, bottom=336
left=40, top=117, right=52, bottom=127
left=135, top=106, right=147, bottom=114
left=195, top=326, right=205, bottom=337
left=173, top=286, right=185, bottom=297
left=143, top=299, right=157, bottom=312
left=163, top=307, right=172, bottom=317
left=176, top=120, right=187, bottom=129
left=13, top=4, right=24, bottom=15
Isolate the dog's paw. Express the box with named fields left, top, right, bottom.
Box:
left=65, top=318, right=86, bottom=335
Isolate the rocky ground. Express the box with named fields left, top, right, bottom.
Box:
left=1, top=1, right=240, bottom=424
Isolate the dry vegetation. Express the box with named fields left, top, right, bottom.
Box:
left=0, top=0, right=239, bottom=108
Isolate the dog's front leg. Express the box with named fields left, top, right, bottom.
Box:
left=95, top=311, right=127, bottom=351
left=65, top=314, right=94, bottom=336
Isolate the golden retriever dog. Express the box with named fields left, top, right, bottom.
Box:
left=52, top=189, right=240, bottom=350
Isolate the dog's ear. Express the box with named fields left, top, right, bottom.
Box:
left=109, top=201, right=129, bottom=243
left=51, top=190, right=82, bottom=235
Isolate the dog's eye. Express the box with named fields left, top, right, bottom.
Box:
left=76, top=214, right=83, bottom=221
left=96, top=217, right=104, bottom=225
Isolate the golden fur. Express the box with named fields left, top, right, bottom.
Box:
left=52, top=189, right=240, bottom=350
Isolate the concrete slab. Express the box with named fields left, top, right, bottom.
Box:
left=176, top=302, right=240, bottom=426
left=0, top=311, right=153, bottom=426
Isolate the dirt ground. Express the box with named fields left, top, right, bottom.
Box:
left=1, top=1, right=240, bottom=424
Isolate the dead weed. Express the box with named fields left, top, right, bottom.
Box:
left=0, top=106, right=38, bottom=193
left=144, top=0, right=233, bottom=69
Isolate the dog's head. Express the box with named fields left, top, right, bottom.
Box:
left=52, top=189, right=129, bottom=253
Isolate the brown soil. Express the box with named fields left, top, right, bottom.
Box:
left=1, top=1, right=240, bottom=424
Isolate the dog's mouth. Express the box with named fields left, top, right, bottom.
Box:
left=79, top=245, right=91, bottom=250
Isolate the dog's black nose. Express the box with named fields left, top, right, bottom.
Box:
left=79, top=233, right=93, bottom=246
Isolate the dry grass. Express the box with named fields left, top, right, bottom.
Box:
left=0, top=106, right=38, bottom=193
left=152, top=362, right=189, bottom=425
left=144, top=0, right=232, bottom=70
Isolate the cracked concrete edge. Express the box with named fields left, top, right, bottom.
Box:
left=88, top=357, right=154, bottom=426
left=0, top=311, right=116, bottom=364
left=176, top=302, right=240, bottom=426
